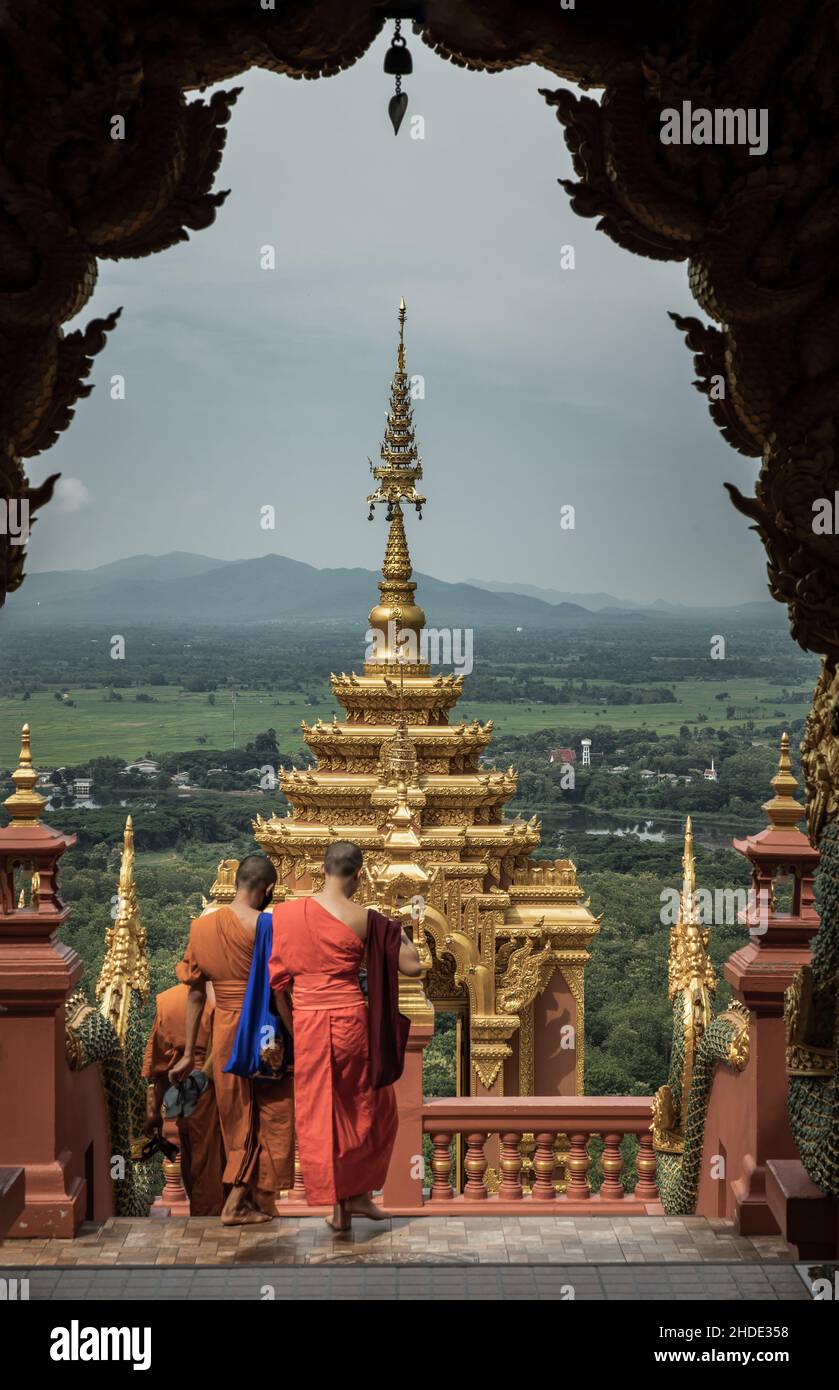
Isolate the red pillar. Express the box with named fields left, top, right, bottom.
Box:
left=696, top=735, right=820, bottom=1233
left=382, top=1013, right=433, bottom=1209
left=0, top=726, right=87, bottom=1236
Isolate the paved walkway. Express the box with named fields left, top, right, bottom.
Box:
left=0, top=1214, right=794, bottom=1267
left=0, top=1262, right=812, bottom=1301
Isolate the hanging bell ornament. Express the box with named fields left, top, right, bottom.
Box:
left=384, top=20, right=412, bottom=136
left=383, top=34, right=413, bottom=77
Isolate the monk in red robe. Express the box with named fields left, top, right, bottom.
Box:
left=170, top=854, right=295, bottom=1225
left=143, top=982, right=225, bottom=1216
left=269, top=840, right=421, bottom=1231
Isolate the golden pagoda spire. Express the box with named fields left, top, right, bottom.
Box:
left=366, top=300, right=428, bottom=668
left=96, top=815, right=149, bottom=1043
left=4, top=724, right=46, bottom=825
left=762, top=731, right=806, bottom=831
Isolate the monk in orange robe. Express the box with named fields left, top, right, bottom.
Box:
left=143, top=982, right=225, bottom=1216
left=170, top=854, right=295, bottom=1225
left=268, top=840, right=421, bottom=1231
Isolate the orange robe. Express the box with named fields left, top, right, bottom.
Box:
left=269, top=898, right=398, bottom=1206
left=181, top=906, right=295, bottom=1192
left=142, top=984, right=225, bottom=1216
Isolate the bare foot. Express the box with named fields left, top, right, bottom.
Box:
left=325, top=1201, right=351, bottom=1233
left=252, top=1188, right=278, bottom=1217
left=344, top=1193, right=388, bottom=1221
left=221, top=1206, right=273, bottom=1226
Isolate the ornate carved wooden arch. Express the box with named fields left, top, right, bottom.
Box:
left=3, top=0, right=839, bottom=677
left=421, top=903, right=491, bottom=1018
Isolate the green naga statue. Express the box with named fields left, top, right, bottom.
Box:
left=65, top=815, right=156, bottom=1216
left=787, top=664, right=839, bottom=1196
left=652, top=817, right=750, bottom=1214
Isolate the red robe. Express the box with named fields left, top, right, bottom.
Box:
left=269, top=898, right=398, bottom=1206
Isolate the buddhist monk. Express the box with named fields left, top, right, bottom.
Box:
left=269, top=840, right=422, bottom=1231
left=169, top=854, right=295, bottom=1225
left=143, top=981, right=225, bottom=1216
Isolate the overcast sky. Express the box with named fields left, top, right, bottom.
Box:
left=23, top=32, right=766, bottom=606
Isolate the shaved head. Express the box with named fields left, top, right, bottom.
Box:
left=235, top=854, right=277, bottom=892
left=324, top=840, right=363, bottom=881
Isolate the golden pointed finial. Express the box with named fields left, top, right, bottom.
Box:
left=96, top=814, right=149, bottom=1042
left=365, top=303, right=428, bottom=668
left=4, top=724, right=46, bottom=825
left=679, top=815, right=697, bottom=923
left=667, top=815, right=715, bottom=1003
left=763, top=731, right=805, bottom=831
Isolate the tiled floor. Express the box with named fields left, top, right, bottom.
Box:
left=0, top=1262, right=812, bottom=1301
left=0, top=1214, right=794, bottom=1267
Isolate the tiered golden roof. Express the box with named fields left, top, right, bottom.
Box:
left=254, top=302, right=600, bottom=1095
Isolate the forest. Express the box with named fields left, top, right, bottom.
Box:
left=0, top=615, right=816, bottom=1101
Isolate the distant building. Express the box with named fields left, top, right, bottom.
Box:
left=581, top=737, right=592, bottom=767
left=171, top=772, right=191, bottom=787
left=609, top=765, right=630, bottom=775
left=73, top=778, right=93, bottom=801
left=704, top=758, right=718, bottom=782
left=549, top=747, right=576, bottom=765
left=124, top=758, right=159, bottom=776
left=639, top=769, right=655, bottom=780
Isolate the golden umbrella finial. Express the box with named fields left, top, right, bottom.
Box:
left=4, top=723, right=46, bottom=825
left=763, top=731, right=805, bottom=831
left=397, top=297, right=407, bottom=372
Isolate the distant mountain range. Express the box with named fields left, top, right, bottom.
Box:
left=464, top=577, right=774, bottom=619
left=1, top=552, right=782, bottom=629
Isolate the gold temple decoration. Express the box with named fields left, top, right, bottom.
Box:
left=365, top=297, right=428, bottom=670
left=4, top=724, right=46, bottom=825
left=205, top=857, right=239, bottom=907
left=785, top=966, right=835, bottom=1077
left=96, top=815, right=149, bottom=1043
left=653, top=817, right=717, bottom=1153
left=800, top=662, right=839, bottom=845
left=17, top=869, right=40, bottom=910
left=254, top=303, right=600, bottom=1095
left=762, top=731, right=806, bottom=832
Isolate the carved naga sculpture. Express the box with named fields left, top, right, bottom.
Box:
left=651, top=820, right=750, bottom=1213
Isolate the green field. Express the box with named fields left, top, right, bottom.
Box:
left=458, top=677, right=809, bottom=735
left=0, top=686, right=338, bottom=767
left=0, top=676, right=810, bottom=769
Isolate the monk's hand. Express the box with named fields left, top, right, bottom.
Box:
left=168, top=1054, right=194, bottom=1086
left=144, top=1107, right=162, bottom=1136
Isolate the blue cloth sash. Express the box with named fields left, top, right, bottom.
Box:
left=223, top=911, right=293, bottom=1080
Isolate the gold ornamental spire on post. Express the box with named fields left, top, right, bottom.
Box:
left=680, top=814, right=698, bottom=924
left=366, top=300, right=428, bottom=669
left=668, top=816, right=716, bottom=1005
left=4, top=724, right=46, bottom=826
left=96, top=815, right=149, bottom=1043
left=762, top=731, right=806, bottom=832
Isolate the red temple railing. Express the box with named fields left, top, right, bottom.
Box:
left=269, top=1095, right=661, bottom=1216
left=414, top=1095, right=660, bottom=1214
